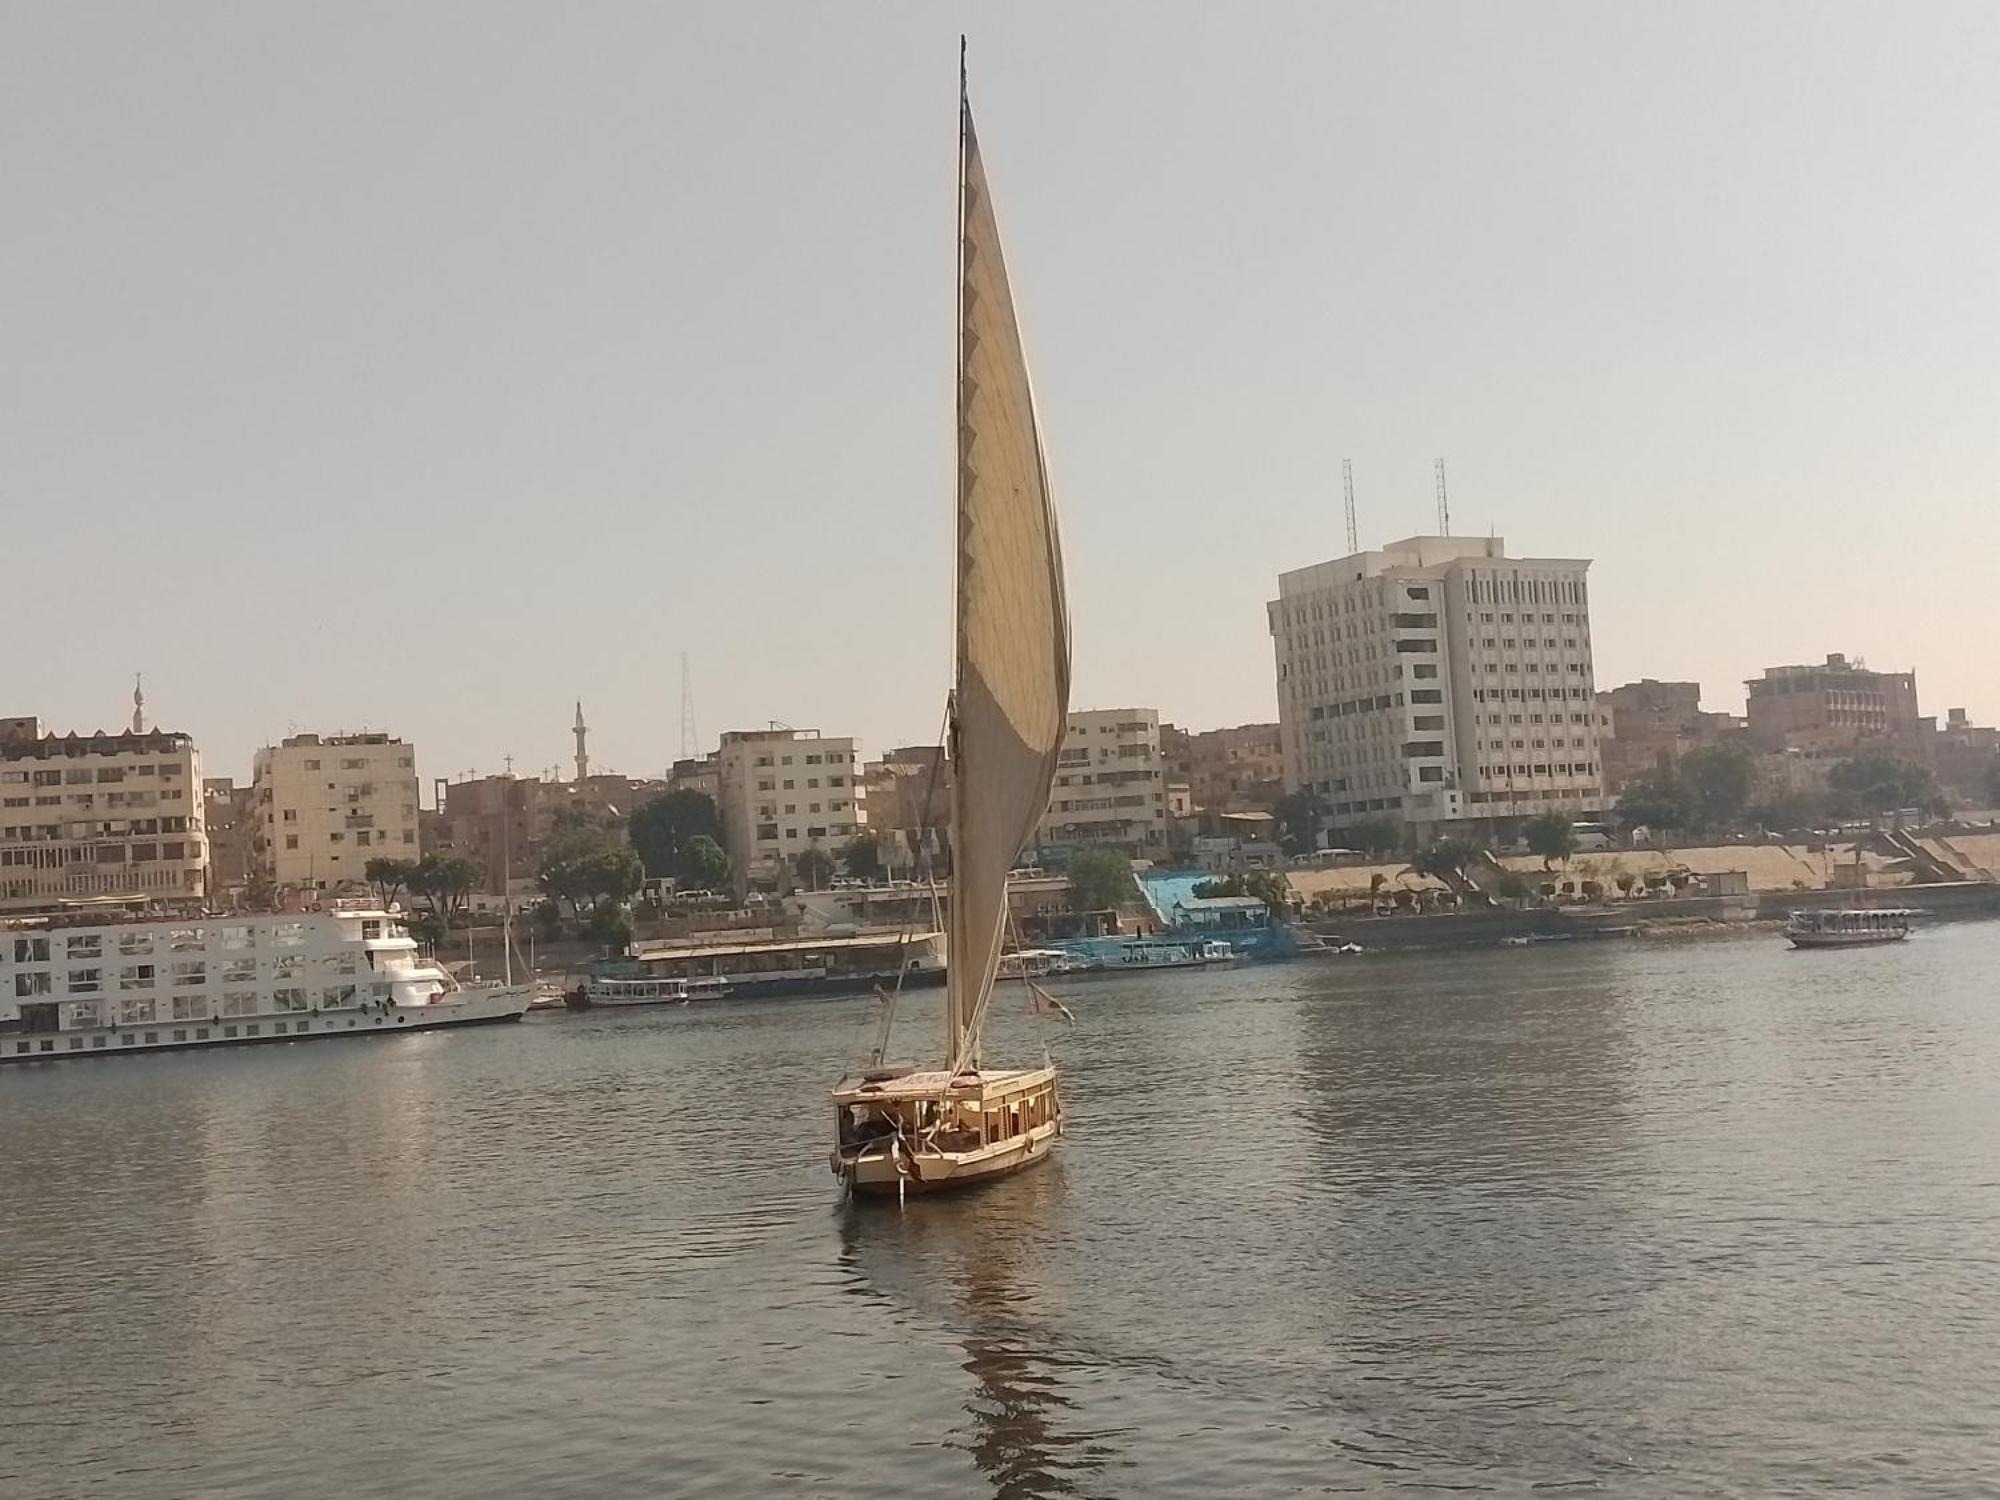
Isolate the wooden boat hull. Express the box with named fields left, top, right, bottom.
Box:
left=838, top=1120, right=1060, bottom=1196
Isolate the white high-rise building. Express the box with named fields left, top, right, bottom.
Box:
left=253, top=733, right=420, bottom=889
left=714, top=728, right=864, bottom=888
left=1268, top=536, right=1606, bottom=841
left=1035, top=708, right=1168, bottom=860
left=0, top=717, right=208, bottom=911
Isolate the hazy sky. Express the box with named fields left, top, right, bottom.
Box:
left=6, top=3, right=1995, bottom=790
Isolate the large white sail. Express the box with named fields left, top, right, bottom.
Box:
left=945, top=78, right=1072, bottom=1073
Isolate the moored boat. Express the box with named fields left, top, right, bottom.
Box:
left=1786, top=907, right=1913, bottom=949
left=589, top=928, right=944, bottom=1003
left=0, top=905, right=530, bottom=1065
left=571, top=973, right=733, bottom=1008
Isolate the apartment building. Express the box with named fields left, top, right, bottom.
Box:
left=1595, top=680, right=1743, bottom=791
left=1269, top=536, right=1605, bottom=842
left=0, top=719, right=208, bottom=911
left=253, top=733, right=419, bottom=889
left=1035, top=708, right=1168, bottom=860
left=714, top=728, right=864, bottom=887
left=1745, top=654, right=1921, bottom=755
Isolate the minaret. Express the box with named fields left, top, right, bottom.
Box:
left=130, top=675, right=147, bottom=735
left=573, top=701, right=590, bottom=784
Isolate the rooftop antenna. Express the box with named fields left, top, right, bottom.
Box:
left=680, top=651, right=696, bottom=760
left=1434, top=458, right=1451, bottom=536
left=1342, top=459, right=1358, bottom=554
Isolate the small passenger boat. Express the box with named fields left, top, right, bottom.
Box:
left=569, top=974, right=732, bottom=1008
left=1786, top=908, right=1913, bottom=949
left=1107, top=936, right=1234, bottom=971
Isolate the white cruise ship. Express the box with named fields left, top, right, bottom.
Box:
left=0, top=906, right=530, bottom=1065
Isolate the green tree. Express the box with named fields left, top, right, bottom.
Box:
left=585, top=846, right=644, bottom=905
left=1748, top=789, right=1827, bottom=834
left=408, top=852, right=484, bottom=926
left=1616, top=772, right=1693, bottom=837
left=1067, top=847, right=1135, bottom=912
left=794, top=846, right=835, bottom=890
left=1828, top=752, right=1939, bottom=820
left=364, top=856, right=418, bottom=910
left=626, top=790, right=724, bottom=883
left=1410, top=838, right=1480, bottom=887
left=679, top=835, right=731, bottom=891
left=583, top=901, right=634, bottom=954
left=1342, top=815, right=1404, bottom=859
left=1522, top=812, right=1577, bottom=871
left=1494, top=870, right=1533, bottom=902
left=1273, top=790, right=1325, bottom=857
left=1681, top=741, right=1758, bottom=832
left=537, top=847, right=641, bottom=919
left=839, top=831, right=884, bottom=883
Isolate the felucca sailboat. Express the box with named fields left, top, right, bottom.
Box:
left=829, top=54, right=1071, bottom=1197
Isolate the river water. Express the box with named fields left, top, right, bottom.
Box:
left=5, top=924, right=1999, bottom=1498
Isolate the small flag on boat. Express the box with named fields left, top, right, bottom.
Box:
left=1027, top=981, right=1075, bottom=1023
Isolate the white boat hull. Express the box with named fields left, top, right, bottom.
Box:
left=1, top=984, right=532, bottom=1065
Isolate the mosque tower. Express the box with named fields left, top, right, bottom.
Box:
left=573, top=701, right=590, bottom=784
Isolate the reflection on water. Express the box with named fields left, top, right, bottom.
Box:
left=7, top=926, right=2000, bottom=1496
left=839, top=1167, right=1130, bottom=1500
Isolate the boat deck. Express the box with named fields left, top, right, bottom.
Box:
left=832, top=1064, right=1053, bottom=1105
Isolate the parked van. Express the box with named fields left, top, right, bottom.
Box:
left=1573, top=822, right=1615, bottom=852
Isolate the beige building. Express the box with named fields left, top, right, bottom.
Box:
left=0, top=717, right=207, bottom=912
left=1036, top=708, right=1169, bottom=860
left=1269, top=536, right=1605, bottom=841
left=715, top=728, right=864, bottom=888
left=253, top=733, right=419, bottom=890
left=1745, top=653, right=1922, bottom=756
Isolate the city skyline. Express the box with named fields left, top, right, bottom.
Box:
left=7, top=5, right=1996, bottom=783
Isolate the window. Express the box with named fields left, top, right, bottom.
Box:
left=285, top=835, right=299, bottom=850
left=14, top=936, right=50, bottom=963
left=67, top=968, right=102, bottom=994
left=15, top=973, right=52, bottom=997
left=304, top=759, right=321, bottom=770
left=273, top=987, right=308, bottom=1012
